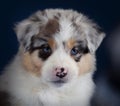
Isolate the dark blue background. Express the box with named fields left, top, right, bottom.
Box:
left=0, top=0, right=120, bottom=78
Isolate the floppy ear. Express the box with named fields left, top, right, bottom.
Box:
left=14, top=11, right=47, bottom=51
left=85, top=25, right=105, bottom=53
left=14, top=19, right=40, bottom=51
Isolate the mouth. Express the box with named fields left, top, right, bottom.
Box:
left=51, top=80, right=67, bottom=87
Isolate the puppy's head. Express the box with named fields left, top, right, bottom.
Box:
left=15, top=9, right=105, bottom=87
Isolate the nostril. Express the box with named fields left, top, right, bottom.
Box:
left=61, top=67, right=64, bottom=72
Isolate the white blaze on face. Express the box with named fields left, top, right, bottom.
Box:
left=54, top=18, right=75, bottom=44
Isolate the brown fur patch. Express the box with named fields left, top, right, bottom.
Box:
left=22, top=51, right=43, bottom=76
left=38, top=19, right=59, bottom=38
left=45, top=19, right=59, bottom=35
left=77, top=53, right=95, bottom=75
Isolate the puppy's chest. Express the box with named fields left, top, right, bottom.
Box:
left=3, top=86, right=90, bottom=106
left=38, top=89, right=88, bottom=106
left=13, top=93, right=84, bottom=106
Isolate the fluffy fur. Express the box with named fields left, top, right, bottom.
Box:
left=0, top=9, right=105, bottom=106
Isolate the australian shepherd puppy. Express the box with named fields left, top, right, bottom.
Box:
left=0, top=9, right=105, bottom=106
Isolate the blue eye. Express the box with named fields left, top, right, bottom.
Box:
left=43, top=46, right=51, bottom=53
left=71, top=48, right=78, bottom=55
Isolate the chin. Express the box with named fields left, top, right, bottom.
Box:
left=0, top=9, right=105, bottom=106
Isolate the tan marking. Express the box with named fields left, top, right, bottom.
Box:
left=67, top=38, right=76, bottom=49
left=48, top=38, right=56, bottom=50
left=22, top=50, right=43, bottom=76
left=77, top=53, right=95, bottom=75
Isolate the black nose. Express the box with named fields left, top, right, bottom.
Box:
left=56, top=67, right=67, bottom=78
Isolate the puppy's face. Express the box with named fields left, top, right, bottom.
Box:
left=15, top=9, right=105, bottom=87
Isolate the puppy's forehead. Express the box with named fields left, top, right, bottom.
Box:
left=35, top=17, right=84, bottom=46
left=54, top=18, right=86, bottom=46
left=29, top=10, right=89, bottom=49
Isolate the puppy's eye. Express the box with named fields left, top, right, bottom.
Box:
left=42, top=46, right=51, bottom=54
left=39, top=45, right=52, bottom=60
left=71, top=47, right=79, bottom=55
